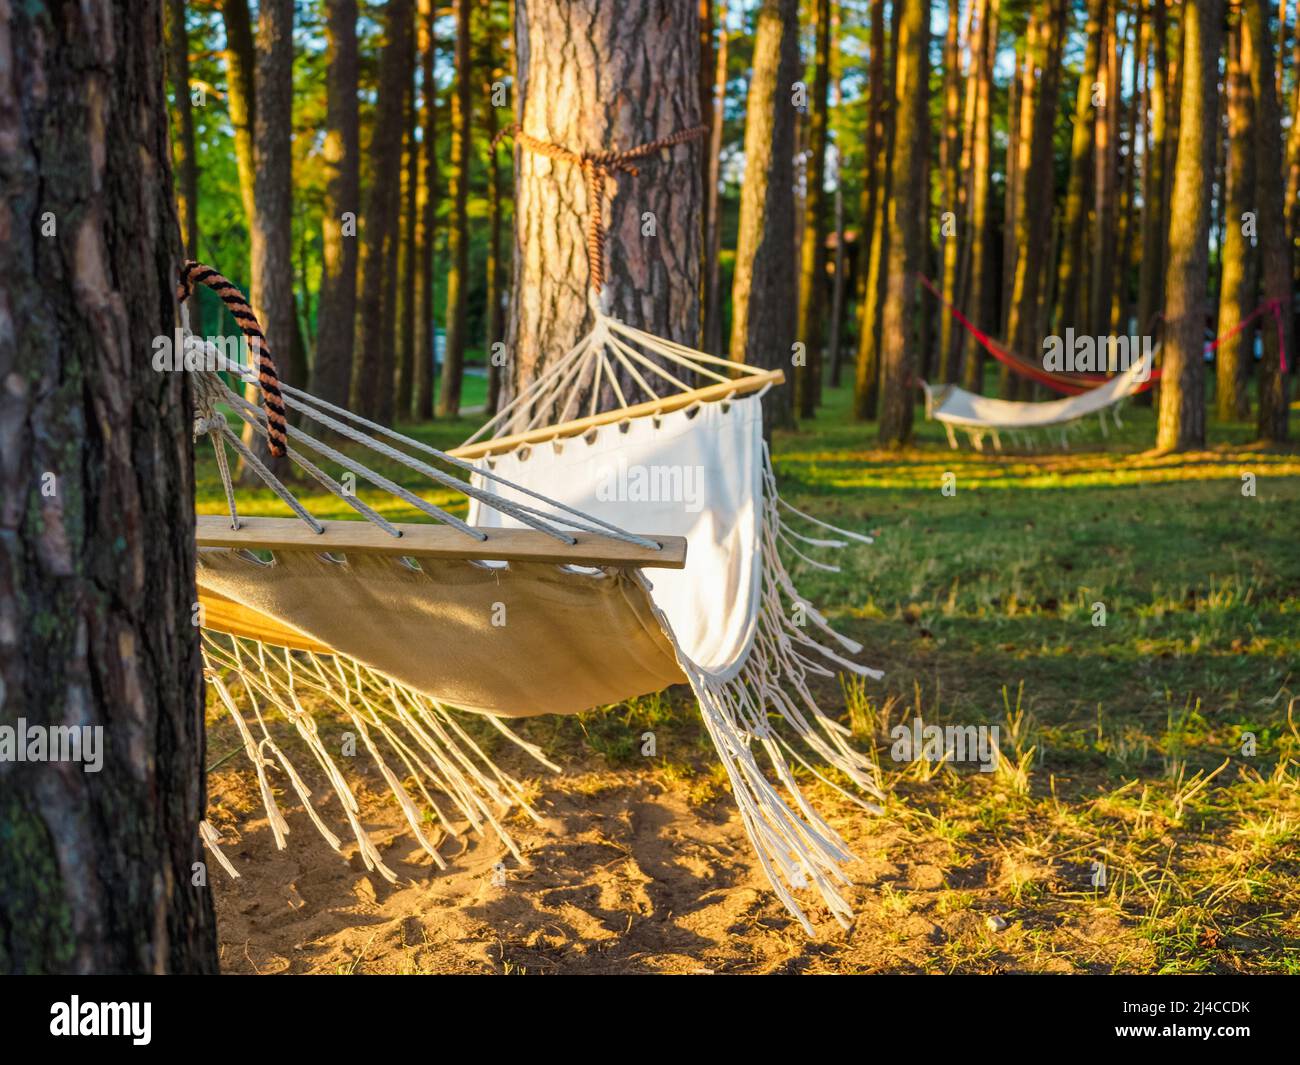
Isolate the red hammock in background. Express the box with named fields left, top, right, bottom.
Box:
left=917, top=274, right=1288, bottom=395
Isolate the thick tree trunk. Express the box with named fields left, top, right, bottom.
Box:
left=961, top=0, right=999, bottom=392
left=0, top=0, right=217, bottom=974
left=728, top=0, right=796, bottom=435
left=414, top=0, right=438, bottom=420
left=351, top=0, right=413, bottom=421
left=1217, top=2, right=1257, bottom=422
left=438, top=0, right=473, bottom=417
left=313, top=0, right=360, bottom=407
left=795, top=0, right=830, bottom=419
left=877, top=0, right=927, bottom=446
left=507, top=1, right=704, bottom=417
left=1157, top=0, right=1221, bottom=452
left=1243, top=0, right=1294, bottom=441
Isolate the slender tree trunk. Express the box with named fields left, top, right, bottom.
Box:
left=1157, top=0, right=1222, bottom=452
left=703, top=0, right=730, bottom=356
left=438, top=0, right=473, bottom=417
left=1217, top=2, right=1257, bottom=421
left=1243, top=0, right=1294, bottom=440
left=878, top=0, right=927, bottom=446
left=728, top=0, right=798, bottom=435
left=397, top=67, right=419, bottom=421
left=313, top=0, right=360, bottom=407
left=510, top=0, right=704, bottom=411
left=1285, top=9, right=1300, bottom=277
left=351, top=0, right=413, bottom=421
left=962, top=0, right=999, bottom=392
left=827, top=15, right=849, bottom=390
left=1, top=0, right=217, bottom=974
left=414, top=0, right=438, bottom=420
left=1000, top=30, right=1024, bottom=352
left=1111, top=9, right=1140, bottom=335
left=484, top=5, right=506, bottom=418
left=1138, top=0, right=1170, bottom=337
left=166, top=0, right=200, bottom=276
left=795, top=0, right=830, bottom=419
left=221, top=0, right=257, bottom=226
left=1089, top=5, right=1120, bottom=337
left=936, top=0, right=963, bottom=383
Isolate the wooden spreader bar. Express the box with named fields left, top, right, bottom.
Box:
left=196, top=515, right=688, bottom=569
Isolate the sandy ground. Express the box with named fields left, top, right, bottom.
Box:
left=208, top=740, right=1150, bottom=975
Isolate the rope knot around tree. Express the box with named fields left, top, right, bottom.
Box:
left=494, top=123, right=708, bottom=295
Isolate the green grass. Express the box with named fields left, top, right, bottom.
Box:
left=199, top=377, right=1300, bottom=972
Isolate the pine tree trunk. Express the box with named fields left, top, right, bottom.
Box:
left=0, top=0, right=217, bottom=974
left=438, top=0, right=473, bottom=417
left=728, top=0, right=796, bottom=435
left=1157, top=0, right=1221, bottom=452
left=795, top=0, right=830, bottom=419
left=166, top=0, right=199, bottom=272
left=1217, top=2, right=1257, bottom=422
left=877, top=0, right=928, bottom=446
left=313, top=0, right=360, bottom=407
left=1138, top=0, right=1170, bottom=336
left=961, top=0, right=999, bottom=392
left=1089, top=5, right=1120, bottom=337
left=221, top=0, right=257, bottom=226
left=936, top=0, right=963, bottom=383
left=352, top=0, right=413, bottom=420
left=1243, top=0, right=1294, bottom=441
left=397, top=70, right=419, bottom=421
left=509, top=0, right=704, bottom=411
left=484, top=4, right=505, bottom=418
left=414, top=0, right=438, bottom=421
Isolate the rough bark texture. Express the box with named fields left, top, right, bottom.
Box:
left=414, top=0, right=438, bottom=420
left=877, top=0, right=927, bottom=446
left=0, top=0, right=217, bottom=973
left=1157, top=0, right=1221, bottom=452
left=510, top=0, right=704, bottom=414
left=795, top=0, right=830, bottom=419
left=351, top=0, right=413, bottom=421
left=1216, top=3, right=1257, bottom=422
left=313, top=0, right=360, bottom=407
left=438, top=0, right=473, bottom=417
left=727, top=0, right=796, bottom=436
left=1243, top=0, right=1294, bottom=441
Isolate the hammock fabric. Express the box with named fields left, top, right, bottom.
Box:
left=186, top=266, right=881, bottom=934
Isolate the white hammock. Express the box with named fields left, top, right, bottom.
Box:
left=192, top=306, right=881, bottom=935
left=920, top=348, right=1154, bottom=450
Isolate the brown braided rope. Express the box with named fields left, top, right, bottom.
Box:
left=495, top=123, right=709, bottom=294
left=177, top=260, right=289, bottom=457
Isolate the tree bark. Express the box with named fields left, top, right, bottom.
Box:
left=877, top=0, right=928, bottom=446
left=0, top=0, right=217, bottom=974
left=414, top=0, right=439, bottom=421
left=312, top=0, right=360, bottom=408
left=961, top=0, right=999, bottom=392
left=437, top=0, right=473, bottom=417
left=221, top=0, right=257, bottom=226
left=1089, top=4, right=1120, bottom=338
left=1217, top=2, right=1257, bottom=422
left=484, top=0, right=506, bottom=418
left=936, top=0, right=963, bottom=383
left=1157, top=0, right=1221, bottom=452
left=1138, top=0, right=1170, bottom=339
left=703, top=0, right=730, bottom=356
left=1243, top=0, right=1294, bottom=441
left=795, top=0, right=830, bottom=419
left=166, top=0, right=199, bottom=271
left=728, top=0, right=796, bottom=435
left=351, top=0, right=413, bottom=421
left=396, top=66, right=420, bottom=421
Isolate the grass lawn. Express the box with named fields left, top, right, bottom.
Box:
left=198, top=378, right=1300, bottom=973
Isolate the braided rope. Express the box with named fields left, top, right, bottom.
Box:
left=496, top=124, right=708, bottom=294
left=177, top=260, right=289, bottom=457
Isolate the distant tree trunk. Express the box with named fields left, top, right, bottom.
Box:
left=795, top=0, right=830, bottom=419
left=827, top=14, right=849, bottom=389
left=241, top=0, right=294, bottom=478
left=1157, top=0, right=1221, bottom=452
left=351, top=0, right=413, bottom=421
left=1138, top=0, right=1170, bottom=339
left=1243, top=0, right=1294, bottom=441
left=1, top=0, right=217, bottom=974
left=166, top=0, right=200, bottom=277
left=877, top=0, right=927, bottom=446
left=1089, top=4, right=1120, bottom=338
left=698, top=0, right=715, bottom=342
left=1055, top=0, right=1106, bottom=334
left=729, top=0, right=797, bottom=435
left=703, top=0, right=730, bottom=356
left=853, top=0, right=894, bottom=419
left=1217, top=2, right=1256, bottom=422
left=1000, top=31, right=1024, bottom=353
left=313, top=0, right=360, bottom=407
left=936, top=0, right=963, bottom=383
left=396, top=70, right=419, bottom=421
left=1111, top=10, right=1140, bottom=335
left=856, top=0, right=886, bottom=316
left=961, top=0, right=999, bottom=392
left=438, top=0, right=472, bottom=417
left=1286, top=13, right=1300, bottom=278
left=950, top=0, right=979, bottom=378
left=509, top=0, right=704, bottom=409
left=484, top=5, right=505, bottom=418
left=414, top=0, right=438, bottom=420
left=221, top=0, right=257, bottom=226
